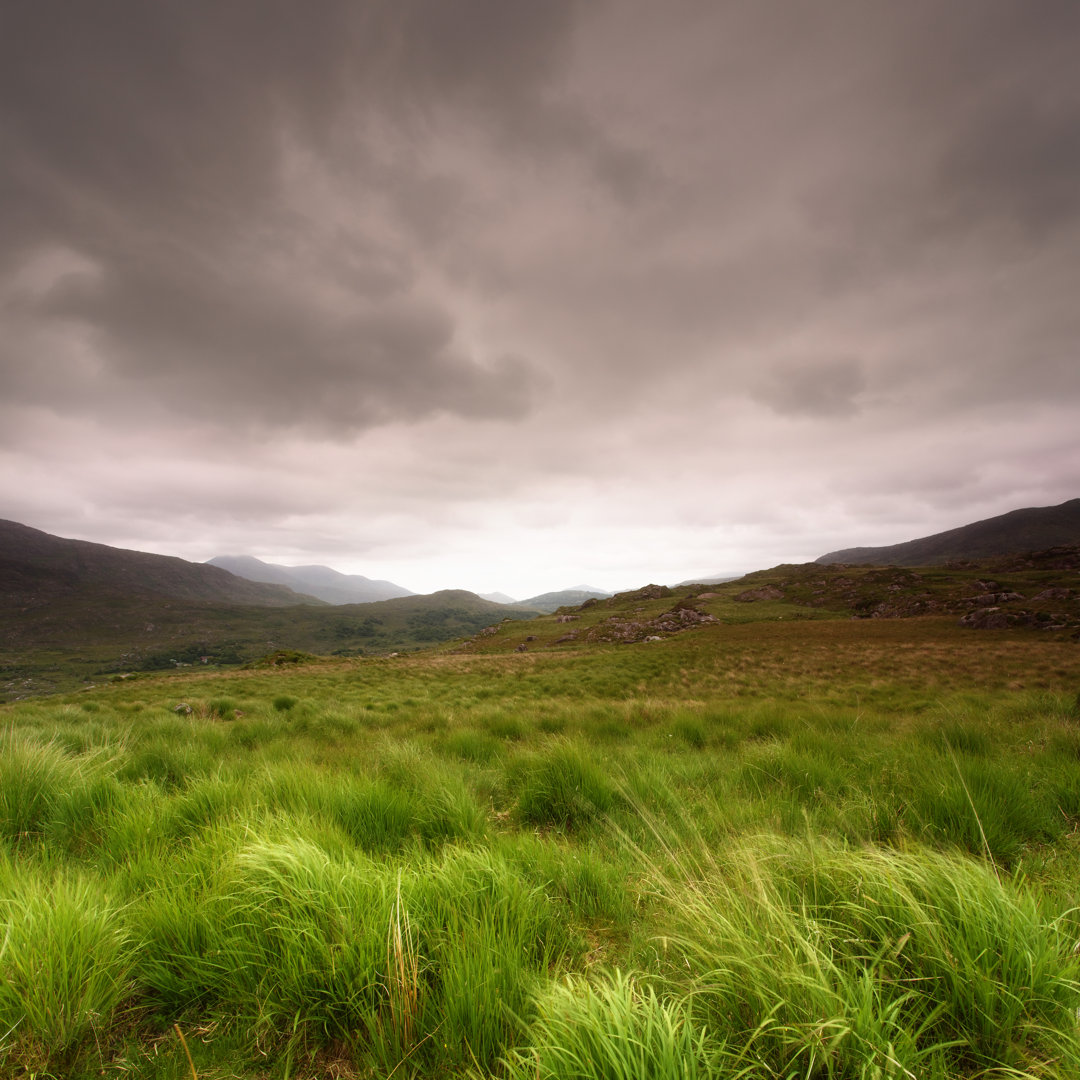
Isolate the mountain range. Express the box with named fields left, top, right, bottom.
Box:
left=207, top=555, right=414, bottom=605
left=512, top=587, right=613, bottom=613
left=816, top=498, right=1080, bottom=566
left=3, top=497, right=1078, bottom=699
left=0, top=519, right=539, bottom=698
left=206, top=555, right=613, bottom=612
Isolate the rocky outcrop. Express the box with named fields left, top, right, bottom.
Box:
left=959, top=606, right=1079, bottom=632
left=734, top=585, right=784, bottom=602
left=586, top=603, right=718, bottom=643
left=959, top=608, right=1014, bottom=630
left=618, top=584, right=673, bottom=601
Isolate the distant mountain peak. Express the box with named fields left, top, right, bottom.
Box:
left=207, top=554, right=413, bottom=604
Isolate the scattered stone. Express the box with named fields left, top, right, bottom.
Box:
left=969, top=591, right=1025, bottom=605
left=959, top=608, right=1014, bottom=629
left=621, top=584, right=673, bottom=601
left=734, top=585, right=784, bottom=602
left=1033, top=587, right=1074, bottom=602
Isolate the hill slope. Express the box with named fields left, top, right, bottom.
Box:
left=0, top=520, right=318, bottom=607
left=518, top=588, right=613, bottom=613
left=462, top=549, right=1080, bottom=655
left=208, top=554, right=413, bottom=604
left=817, top=499, right=1080, bottom=566
left=0, top=522, right=542, bottom=698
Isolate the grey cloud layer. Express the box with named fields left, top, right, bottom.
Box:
left=1, top=1, right=1078, bottom=589
left=1, top=0, right=591, bottom=431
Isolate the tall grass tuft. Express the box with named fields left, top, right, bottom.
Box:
left=512, top=741, right=618, bottom=831
left=648, top=834, right=1080, bottom=1079
left=0, top=734, right=80, bottom=847
left=907, top=756, right=1058, bottom=864
left=505, top=970, right=714, bottom=1080
left=0, top=858, right=131, bottom=1074
left=139, top=833, right=580, bottom=1071
left=386, top=871, right=420, bottom=1052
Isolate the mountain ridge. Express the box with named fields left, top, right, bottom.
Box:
left=0, top=519, right=541, bottom=698
left=0, top=519, right=321, bottom=607
left=816, top=499, right=1080, bottom=566
left=207, top=554, right=413, bottom=604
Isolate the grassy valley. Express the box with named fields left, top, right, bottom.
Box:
left=1, top=518, right=542, bottom=698
left=0, top=589, right=542, bottom=700
left=6, top=516, right=1078, bottom=702
left=1, top=547, right=1079, bottom=1078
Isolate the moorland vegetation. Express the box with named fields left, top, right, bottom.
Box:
left=2, top=560, right=1080, bottom=1078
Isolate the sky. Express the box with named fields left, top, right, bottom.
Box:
left=2, top=1, right=1079, bottom=599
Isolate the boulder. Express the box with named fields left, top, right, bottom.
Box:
left=959, top=607, right=1013, bottom=629
left=734, top=585, right=784, bottom=602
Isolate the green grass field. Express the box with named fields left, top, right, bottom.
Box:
left=2, top=616, right=1079, bottom=1078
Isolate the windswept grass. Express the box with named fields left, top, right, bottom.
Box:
left=0, top=617, right=1078, bottom=1077
left=643, top=834, right=1080, bottom=1078
left=504, top=971, right=713, bottom=1080
left=0, top=858, right=131, bottom=1075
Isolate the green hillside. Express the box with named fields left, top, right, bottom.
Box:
left=5, top=526, right=1079, bottom=700
left=1, top=588, right=541, bottom=701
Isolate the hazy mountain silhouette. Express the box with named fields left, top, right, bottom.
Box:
left=208, top=554, right=413, bottom=604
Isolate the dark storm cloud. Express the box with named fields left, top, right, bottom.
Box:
left=0, top=0, right=584, bottom=229
left=798, top=1, right=1080, bottom=255
left=937, top=97, right=1080, bottom=239
left=753, top=357, right=866, bottom=419
left=893, top=1, right=1080, bottom=239
left=0, top=0, right=592, bottom=431
left=16, top=241, right=535, bottom=429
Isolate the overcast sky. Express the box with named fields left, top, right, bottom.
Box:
left=2, top=1, right=1078, bottom=598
